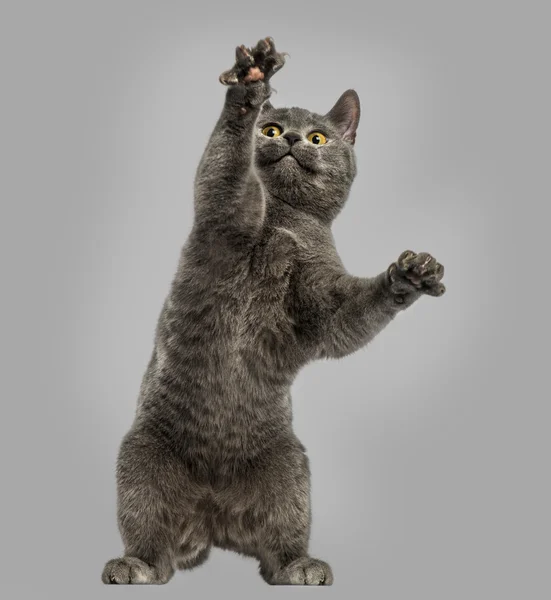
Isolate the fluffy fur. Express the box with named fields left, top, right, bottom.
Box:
left=102, top=38, right=445, bottom=586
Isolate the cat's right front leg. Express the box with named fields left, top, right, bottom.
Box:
left=219, top=38, right=286, bottom=110
left=194, top=38, right=287, bottom=240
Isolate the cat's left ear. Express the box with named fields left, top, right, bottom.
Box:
left=325, top=90, right=360, bottom=145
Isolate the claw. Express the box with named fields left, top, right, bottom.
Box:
left=421, top=254, right=433, bottom=269
left=265, top=36, right=275, bottom=48
left=398, top=250, right=416, bottom=269
left=251, top=37, right=272, bottom=58
left=219, top=70, right=239, bottom=86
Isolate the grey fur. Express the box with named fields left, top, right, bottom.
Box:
left=101, top=38, right=445, bottom=586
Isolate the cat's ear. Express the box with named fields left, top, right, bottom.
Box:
left=325, top=90, right=360, bottom=145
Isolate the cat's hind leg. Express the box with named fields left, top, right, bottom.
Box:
left=221, top=437, right=333, bottom=585
left=175, top=515, right=213, bottom=571
left=102, top=429, right=207, bottom=584
left=176, top=543, right=212, bottom=570
left=256, top=443, right=333, bottom=585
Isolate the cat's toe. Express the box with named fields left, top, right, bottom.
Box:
left=252, top=37, right=286, bottom=75
left=219, top=46, right=253, bottom=85
left=235, top=44, right=254, bottom=66
left=251, top=37, right=273, bottom=61
left=424, top=282, right=446, bottom=296
left=397, top=249, right=417, bottom=268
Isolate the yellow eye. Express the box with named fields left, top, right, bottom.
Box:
left=262, top=125, right=282, bottom=138
left=307, top=132, right=327, bottom=145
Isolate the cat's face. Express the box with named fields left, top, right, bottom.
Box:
left=254, top=90, right=360, bottom=222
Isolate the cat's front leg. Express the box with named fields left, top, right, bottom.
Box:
left=319, top=250, right=445, bottom=359
left=194, top=38, right=287, bottom=241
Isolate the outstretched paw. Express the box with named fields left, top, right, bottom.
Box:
left=388, top=250, right=445, bottom=302
left=219, top=37, right=287, bottom=86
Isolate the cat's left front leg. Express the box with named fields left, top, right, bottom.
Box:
left=319, top=250, right=445, bottom=359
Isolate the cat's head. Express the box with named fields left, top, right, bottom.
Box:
left=254, top=90, right=360, bottom=222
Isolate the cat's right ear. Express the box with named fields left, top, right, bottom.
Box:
left=261, top=100, right=274, bottom=112
left=326, top=90, right=361, bottom=145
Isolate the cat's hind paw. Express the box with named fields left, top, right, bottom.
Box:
left=270, top=557, right=333, bottom=586
left=219, top=37, right=287, bottom=86
left=102, top=557, right=165, bottom=585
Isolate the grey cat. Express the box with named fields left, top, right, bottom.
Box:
left=101, top=37, right=445, bottom=586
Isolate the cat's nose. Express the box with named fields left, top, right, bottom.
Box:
left=283, top=132, right=302, bottom=146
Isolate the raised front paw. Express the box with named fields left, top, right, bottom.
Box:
left=387, top=250, right=445, bottom=302
left=219, top=37, right=287, bottom=86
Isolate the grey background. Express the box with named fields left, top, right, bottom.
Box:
left=1, top=0, right=549, bottom=598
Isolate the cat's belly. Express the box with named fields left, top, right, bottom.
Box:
left=170, top=281, right=297, bottom=376
left=140, top=294, right=295, bottom=450
left=142, top=349, right=294, bottom=463
left=137, top=257, right=303, bottom=450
